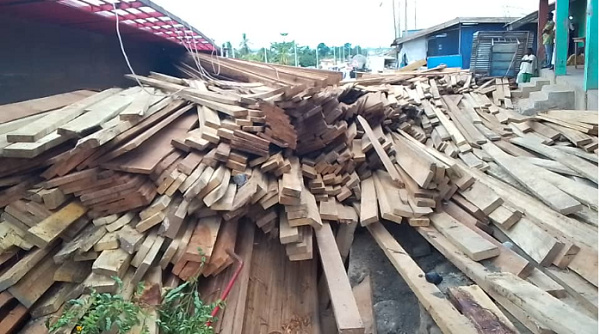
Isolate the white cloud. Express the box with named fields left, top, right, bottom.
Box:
left=154, top=0, right=539, bottom=48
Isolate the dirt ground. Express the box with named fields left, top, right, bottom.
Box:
left=347, top=221, right=529, bottom=334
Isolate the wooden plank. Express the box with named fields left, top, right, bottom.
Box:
left=6, top=88, right=121, bottom=143
left=30, top=282, right=77, bottom=318
left=101, top=108, right=197, bottom=174
left=24, top=201, right=87, bottom=248
left=391, top=133, right=435, bottom=188
left=430, top=212, right=500, bottom=261
left=372, top=171, right=404, bottom=223
left=427, top=99, right=468, bottom=146
left=54, top=260, right=92, bottom=283
left=448, top=285, right=518, bottom=334
left=487, top=272, right=597, bottom=334
left=482, top=143, right=583, bottom=215
left=359, top=177, right=378, bottom=226
left=416, top=225, right=555, bottom=334
left=0, top=90, right=95, bottom=124
left=315, top=222, right=364, bottom=333
left=0, top=241, right=58, bottom=291
left=132, top=236, right=165, bottom=284
left=356, top=115, right=403, bottom=186
left=496, top=216, right=564, bottom=267
left=92, top=248, right=132, bottom=278
left=8, top=253, right=59, bottom=308
left=119, top=92, right=162, bottom=121
left=511, top=136, right=597, bottom=183
left=458, top=182, right=503, bottom=215
left=442, top=202, right=533, bottom=278
left=488, top=205, right=522, bottom=229
left=553, top=145, right=598, bottom=163
left=58, top=88, right=140, bottom=136
left=367, top=222, right=479, bottom=334
left=352, top=275, right=376, bottom=334
left=2, top=131, right=70, bottom=158
left=0, top=303, right=28, bottom=333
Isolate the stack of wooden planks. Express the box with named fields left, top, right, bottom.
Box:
left=0, top=56, right=597, bottom=334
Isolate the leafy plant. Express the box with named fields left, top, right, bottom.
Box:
left=48, top=248, right=219, bottom=334
left=157, top=247, right=219, bottom=334
left=48, top=277, right=147, bottom=334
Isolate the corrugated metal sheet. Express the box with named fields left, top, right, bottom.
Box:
left=469, top=31, right=533, bottom=77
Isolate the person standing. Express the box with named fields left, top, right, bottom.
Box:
left=517, top=48, right=537, bottom=83
left=542, top=12, right=556, bottom=69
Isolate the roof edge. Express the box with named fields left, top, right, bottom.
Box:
left=391, top=16, right=518, bottom=46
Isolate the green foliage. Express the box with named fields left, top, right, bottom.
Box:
left=48, top=248, right=218, bottom=334
left=48, top=277, right=146, bottom=334
left=227, top=34, right=369, bottom=68
left=239, top=33, right=250, bottom=56
left=157, top=280, right=220, bottom=334
left=157, top=247, right=218, bottom=334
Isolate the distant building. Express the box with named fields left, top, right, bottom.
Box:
left=391, top=17, right=517, bottom=70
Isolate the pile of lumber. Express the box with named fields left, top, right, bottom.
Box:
left=0, top=55, right=597, bottom=334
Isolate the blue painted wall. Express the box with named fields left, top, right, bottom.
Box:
left=428, top=55, right=463, bottom=68
left=459, top=23, right=512, bottom=69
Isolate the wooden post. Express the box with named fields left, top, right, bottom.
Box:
left=538, top=0, right=550, bottom=61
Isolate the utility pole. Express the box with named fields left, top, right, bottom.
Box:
left=232, top=47, right=236, bottom=58
left=392, top=0, right=398, bottom=39
left=404, top=0, right=408, bottom=36
left=333, top=47, right=336, bottom=65
left=264, top=47, right=268, bottom=63
left=294, top=41, right=299, bottom=67
left=316, top=48, right=319, bottom=68
left=414, top=0, right=417, bottom=30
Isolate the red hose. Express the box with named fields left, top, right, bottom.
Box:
left=206, top=249, right=244, bottom=328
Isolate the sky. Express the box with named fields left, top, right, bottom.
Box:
left=153, top=0, right=541, bottom=49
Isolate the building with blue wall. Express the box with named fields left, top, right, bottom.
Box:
left=392, top=17, right=517, bottom=70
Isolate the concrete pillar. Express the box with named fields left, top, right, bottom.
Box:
left=555, top=0, right=570, bottom=75
left=538, top=0, right=549, bottom=60
left=584, top=0, right=598, bottom=90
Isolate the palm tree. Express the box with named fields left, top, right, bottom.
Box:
left=239, top=33, right=250, bottom=56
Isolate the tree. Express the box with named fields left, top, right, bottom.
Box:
left=239, top=33, right=250, bottom=56
left=343, top=42, right=352, bottom=58
left=298, top=46, right=317, bottom=67
left=270, top=41, right=294, bottom=65
left=317, top=43, right=330, bottom=58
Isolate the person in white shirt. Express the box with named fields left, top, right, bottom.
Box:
left=517, top=48, right=537, bottom=83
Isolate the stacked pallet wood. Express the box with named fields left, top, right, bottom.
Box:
left=0, top=56, right=597, bottom=334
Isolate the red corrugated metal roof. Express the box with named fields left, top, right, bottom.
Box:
left=0, top=0, right=217, bottom=51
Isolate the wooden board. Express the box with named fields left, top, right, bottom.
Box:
left=356, top=115, right=403, bottom=186
left=510, top=136, right=597, bottom=184
left=0, top=90, right=95, bottom=124
left=92, top=248, right=132, bottom=278
left=458, top=182, right=503, bottom=215
left=487, top=272, right=597, bottom=334
left=315, top=222, right=365, bottom=333
left=495, top=217, right=564, bottom=267
left=359, top=177, right=378, bottom=226
left=448, top=285, right=518, bottom=333
left=367, top=222, right=478, bottom=334
left=0, top=241, right=58, bottom=291
left=8, top=252, right=59, bottom=308
left=6, top=89, right=121, bottom=143
left=430, top=212, right=500, bottom=261
left=482, top=143, right=582, bottom=215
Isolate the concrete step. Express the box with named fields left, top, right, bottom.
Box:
left=512, top=77, right=552, bottom=98
left=517, top=84, right=575, bottom=115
